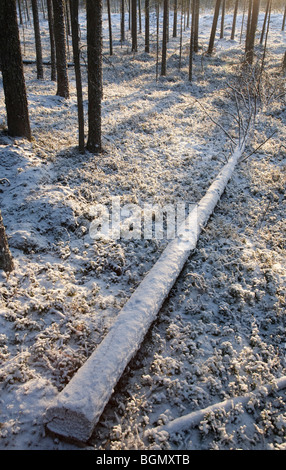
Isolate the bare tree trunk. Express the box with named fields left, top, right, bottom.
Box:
left=31, top=0, right=44, bottom=79
left=161, top=0, right=169, bottom=76
left=173, top=0, right=177, bottom=37
left=17, top=0, right=23, bottom=24
left=0, top=210, right=14, bottom=274
left=245, top=0, right=260, bottom=64
left=131, top=0, right=137, bottom=51
left=86, top=0, right=102, bottom=154
left=207, top=0, right=221, bottom=55
left=245, top=0, right=253, bottom=52
left=156, top=0, right=159, bottom=80
left=0, top=0, right=32, bottom=140
left=121, top=0, right=125, bottom=43
left=231, top=0, right=239, bottom=40
left=282, top=50, right=286, bottom=74
left=47, top=0, right=56, bottom=81
left=69, top=0, right=84, bottom=153
left=194, top=0, right=199, bottom=52
left=107, top=0, right=113, bottom=55
left=189, top=0, right=195, bottom=81
left=220, top=0, right=225, bottom=38
left=52, top=0, right=69, bottom=98
left=145, top=0, right=150, bottom=52
left=260, top=0, right=270, bottom=45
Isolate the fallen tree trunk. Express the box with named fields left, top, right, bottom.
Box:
left=153, top=376, right=286, bottom=435
left=45, top=143, right=246, bottom=443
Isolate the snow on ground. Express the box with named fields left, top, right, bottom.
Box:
left=0, top=7, right=285, bottom=450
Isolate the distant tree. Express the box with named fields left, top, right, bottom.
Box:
left=161, top=0, right=169, bottom=75
left=231, top=0, right=239, bottom=40
left=121, top=0, right=125, bottom=43
left=107, top=0, right=113, bottom=55
left=189, top=0, right=195, bottom=81
left=131, top=0, right=137, bottom=52
left=86, top=0, right=103, bottom=153
left=220, top=0, right=225, bottom=39
left=194, top=0, right=200, bottom=52
left=52, top=0, right=69, bottom=98
left=69, top=0, right=84, bottom=152
left=145, top=0, right=150, bottom=52
left=31, top=0, right=44, bottom=79
left=207, top=0, right=221, bottom=55
left=0, top=0, right=32, bottom=140
left=282, top=50, right=286, bottom=74
left=260, top=0, right=271, bottom=45
left=0, top=210, right=14, bottom=274
left=245, top=0, right=260, bottom=64
left=47, top=0, right=57, bottom=81
left=173, top=0, right=177, bottom=37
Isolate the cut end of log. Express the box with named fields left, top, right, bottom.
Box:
left=45, top=404, right=96, bottom=444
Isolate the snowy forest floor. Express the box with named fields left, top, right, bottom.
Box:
left=0, top=10, right=286, bottom=450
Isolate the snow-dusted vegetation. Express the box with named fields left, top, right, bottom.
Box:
left=0, top=2, right=285, bottom=450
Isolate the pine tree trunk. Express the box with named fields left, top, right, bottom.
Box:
left=220, top=0, right=225, bottom=39
left=86, top=0, right=102, bottom=154
left=194, top=0, right=200, bottom=52
left=231, top=0, right=239, bottom=40
left=161, top=0, right=169, bottom=76
left=107, top=0, right=113, bottom=56
left=0, top=0, right=32, bottom=140
left=31, top=0, right=44, bottom=79
left=47, top=0, right=57, bottom=81
left=69, top=0, right=84, bottom=153
left=52, top=0, right=69, bottom=98
left=173, top=0, right=177, bottom=37
left=245, top=0, right=260, bottom=64
left=0, top=210, right=14, bottom=273
left=131, top=0, right=137, bottom=52
left=189, top=0, right=195, bottom=81
left=260, top=0, right=270, bottom=45
left=145, top=0, right=150, bottom=52
left=282, top=4, right=286, bottom=31
left=121, top=0, right=125, bottom=43
left=207, top=0, right=221, bottom=55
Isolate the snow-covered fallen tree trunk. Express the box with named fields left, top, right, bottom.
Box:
left=153, top=376, right=286, bottom=435
left=44, top=144, right=245, bottom=443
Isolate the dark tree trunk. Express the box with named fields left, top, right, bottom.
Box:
left=0, top=0, right=31, bottom=140
left=0, top=210, right=14, bottom=274
left=69, top=0, right=84, bottom=153
left=207, top=0, right=221, bottom=55
left=161, top=0, right=169, bottom=76
left=121, top=0, right=125, bottom=43
left=173, top=0, right=177, bottom=37
left=47, top=0, right=57, bottom=81
left=282, top=50, right=286, bottom=73
left=245, top=0, right=260, bottom=64
left=145, top=0, right=150, bottom=52
left=189, top=0, right=195, bottom=81
left=220, top=0, right=225, bottom=39
left=193, top=0, right=200, bottom=52
left=131, top=0, right=137, bottom=52
left=17, top=0, right=23, bottom=25
left=52, top=0, right=69, bottom=98
left=107, top=0, right=113, bottom=56
left=260, top=0, right=270, bottom=44
left=231, top=0, right=239, bottom=40
left=31, top=0, right=44, bottom=79
left=86, top=0, right=102, bottom=154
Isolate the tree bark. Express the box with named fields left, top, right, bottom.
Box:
left=0, top=210, right=14, bottom=274
left=47, top=0, right=57, bottom=81
left=189, top=0, right=195, bottom=81
left=131, top=0, right=137, bottom=52
left=145, top=0, right=150, bottom=52
left=231, top=0, right=239, bottom=40
left=245, top=0, right=260, bottom=64
left=194, top=0, right=200, bottom=52
left=173, top=0, right=178, bottom=37
left=207, top=0, right=221, bottom=55
left=69, top=0, right=84, bottom=153
left=107, top=0, right=113, bottom=56
left=0, top=0, right=31, bottom=140
left=86, top=0, right=102, bottom=154
left=121, top=0, right=125, bottom=43
left=31, top=0, right=44, bottom=79
left=52, top=0, right=69, bottom=98
left=161, top=0, right=169, bottom=76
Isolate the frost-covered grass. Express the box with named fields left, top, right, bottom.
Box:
left=0, top=9, right=285, bottom=450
